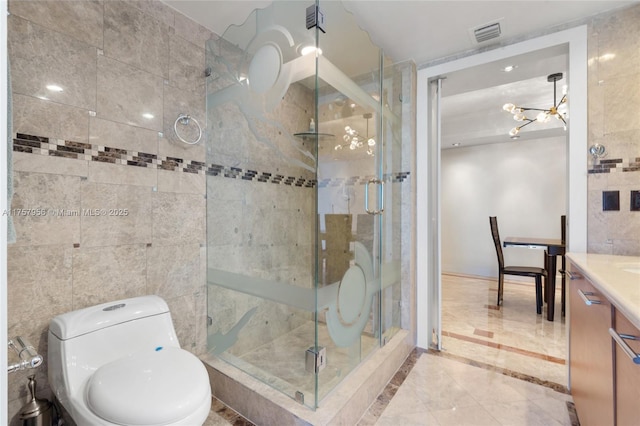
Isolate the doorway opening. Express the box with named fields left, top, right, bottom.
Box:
left=416, top=26, right=589, bottom=389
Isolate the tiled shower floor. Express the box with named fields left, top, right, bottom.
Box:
left=217, top=320, right=378, bottom=408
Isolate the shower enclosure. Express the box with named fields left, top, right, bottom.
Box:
left=205, top=1, right=412, bottom=409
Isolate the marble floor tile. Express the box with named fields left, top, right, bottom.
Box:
left=375, top=354, right=575, bottom=426
left=204, top=397, right=255, bottom=426
left=430, top=404, right=502, bottom=426
left=481, top=400, right=568, bottom=426
left=375, top=410, right=440, bottom=426
left=365, top=274, right=573, bottom=425
left=440, top=274, right=568, bottom=386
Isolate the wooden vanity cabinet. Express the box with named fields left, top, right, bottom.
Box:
left=612, top=309, right=640, bottom=426
left=568, top=263, right=614, bottom=426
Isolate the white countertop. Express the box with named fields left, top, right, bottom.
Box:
left=566, top=253, right=640, bottom=330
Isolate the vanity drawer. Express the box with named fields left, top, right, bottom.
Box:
left=612, top=309, right=640, bottom=426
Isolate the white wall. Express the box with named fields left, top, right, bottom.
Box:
left=441, top=136, right=567, bottom=278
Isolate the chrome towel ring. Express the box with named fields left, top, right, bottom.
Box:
left=174, top=114, right=202, bottom=145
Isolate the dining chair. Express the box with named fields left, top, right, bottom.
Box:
left=542, top=215, right=567, bottom=316
left=489, top=216, right=547, bottom=313
left=560, top=215, right=566, bottom=315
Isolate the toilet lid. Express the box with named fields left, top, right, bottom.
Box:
left=86, top=347, right=210, bottom=426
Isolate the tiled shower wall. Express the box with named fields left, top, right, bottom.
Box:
left=6, top=0, right=213, bottom=420
left=587, top=4, right=640, bottom=255
left=205, top=83, right=317, bottom=357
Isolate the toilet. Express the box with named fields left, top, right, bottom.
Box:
left=48, top=295, right=211, bottom=426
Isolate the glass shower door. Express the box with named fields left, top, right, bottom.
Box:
left=378, top=62, right=412, bottom=343
left=205, top=1, right=321, bottom=409
left=313, top=1, right=385, bottom=404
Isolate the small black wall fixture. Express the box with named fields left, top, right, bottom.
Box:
left=631, top=190, right=640, bottom=212
left=603, top=190, right=620, bottom=211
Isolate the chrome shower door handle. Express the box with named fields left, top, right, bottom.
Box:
left=365, top=178, right=384, bottom=215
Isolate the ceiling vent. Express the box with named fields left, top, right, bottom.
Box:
left=470, top=20, right=503, bottom=44
left=474, top=22, right=501, bottom=43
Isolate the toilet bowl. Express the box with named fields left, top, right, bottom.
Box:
left=48, top=295, right=211, bottom=426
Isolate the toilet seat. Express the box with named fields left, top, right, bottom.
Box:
left=86, top=347, right=210, bottom=426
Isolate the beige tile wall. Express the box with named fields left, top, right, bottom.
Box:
left=6, top=0, right=211, bottom=422
left=587, top=4, right=640, bottom=255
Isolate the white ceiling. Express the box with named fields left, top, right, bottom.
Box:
left=163, top=1, right=636, bottom=65
left=342, top=1, right=636, bottom=65
left=163, top=0, right=638, bottom=149
left=440, top=45, right=570, bottom=148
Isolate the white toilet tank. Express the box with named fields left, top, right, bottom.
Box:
left=48, top=296, right=186, bottom=410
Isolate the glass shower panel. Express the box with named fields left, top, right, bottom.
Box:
left=205, top=1, right=319, bottom=408
left=313, top=1, right=386, bottom=403
left=204, top=0, right=403, bottom=410
left=379, top=61, right=415, bottom=342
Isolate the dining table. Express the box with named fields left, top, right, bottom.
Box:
left=503, top=237, right=566, bottom=321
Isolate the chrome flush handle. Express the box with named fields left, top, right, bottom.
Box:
left=609, top=328, right=640, bottom=365
left=577, top=289, right=601, bottom=306
left=566, top=271, right=583, bottom=280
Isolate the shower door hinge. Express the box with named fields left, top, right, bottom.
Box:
left=305, top=346, right=327, bottom=373
left=306, top=4, right=326, bottom=33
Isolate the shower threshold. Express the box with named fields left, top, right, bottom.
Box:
left=217, top=321, right=378, bottom=405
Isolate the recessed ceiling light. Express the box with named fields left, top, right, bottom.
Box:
left=46, top=84, right=64, bottom=92
left=502, top=65, right=517, bottom=72
left=300, top=45, right=322, bottom=56
left=452, top=142, right=461, bottom=147
left=142, top=113, right=154, bottom=119
left=599, top=53, right=615, bottom=62
left=510, top=135, right=520, bottom=140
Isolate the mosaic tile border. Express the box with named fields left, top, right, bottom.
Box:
left=317, top=171, right=410, bottom=188
left=588, top=157, right=640, bottom=174
left=12, top=133, right=411, bottom=188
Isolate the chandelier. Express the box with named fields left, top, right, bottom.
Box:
left=335, top=113, right=376, bottom=156
left=502, top=72, right=568, bottom=137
